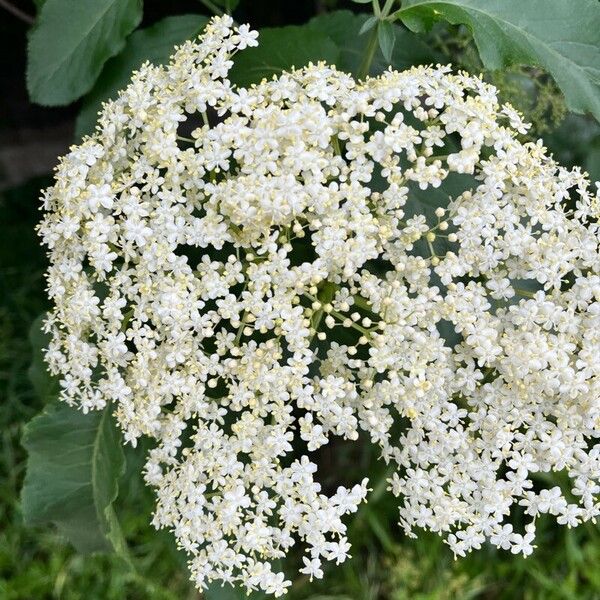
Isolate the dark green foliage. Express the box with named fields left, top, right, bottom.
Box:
left=27, top=0, right=143, bottom=105
left=228, top=26, right=339, bottom=86
left=308, top=10, right=439, bottom=76
left=377, top=20, right=395, bottom=63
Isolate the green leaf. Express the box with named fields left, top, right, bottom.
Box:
left=22, top=319, right=126, bottom=555
left=21, top=401, right=127, bottom=555
left=308, top=10, right=439, bottom=77
left=27, top=0, right=143, bottom=106
left=351, top=0, right=374, bottom=3
left=377, top=20, right=395, bottom=63
left=229, top=25, right=339, bottom=88
left=395, top=0, right=600, bottom=121
left=76, top=15, right=208, bottom=138
left=359, top=15, right=379, bottom=35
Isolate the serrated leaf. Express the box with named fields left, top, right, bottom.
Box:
left=377, top=20, right=395, bottom=63
left=22, top=317, right=126, bottom=555
left=229, top=25, right=339, bottom=87
left=76, top=15, right=208, bottom=138
left=27, top=0, right=143, bottom=106
left=395, top=0, right=600, bottom=121
left=308, top=10, right=439, bottom=77
left=21, top=401, right=126, bottom=555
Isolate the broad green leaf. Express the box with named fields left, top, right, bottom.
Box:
left=308, top=10, right=439, bottom=77
left=76, top=15, right=208, bottom=138
left=377, top=20, right=395, bottom=64
left=228, top=26, right=339, bottom=87
left=27, top=0, right=143, bottom=106
left=22, top=318, right=126, bottom=555
left=21, top=401, right=126, bottom=555
left=395, top=0, right=600, bottom=121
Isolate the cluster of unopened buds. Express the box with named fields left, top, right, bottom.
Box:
left=39, top=15, right=600, bottom=596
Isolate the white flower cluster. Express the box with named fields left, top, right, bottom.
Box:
left=39, top=15, right=600, bottom=595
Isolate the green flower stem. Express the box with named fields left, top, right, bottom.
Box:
left=309, top=281, right=338, bottom=339
left=425, top=154, right=450, bottom=163
left=358, top=0, right=399, bottom=80
left=234, top=311, right=248, bottom=345
left=332, top=135, right=342, bottom=155
left=305, top=287, right=376, bottom=338
left=358, top=23, right=381, bottom=80
left=329, top=308, right=373, bottom=336
left=352, top=294, right=376, bottom=314
left=120, top=308, right=134, bottom=331
left=197, top=0, right=224, bottom=16
left=381, top=0, right=397, bottom=15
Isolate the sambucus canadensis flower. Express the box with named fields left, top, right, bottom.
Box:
left=39, top=15, right=600, bottom=596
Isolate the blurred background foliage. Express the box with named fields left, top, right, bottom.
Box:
left=1, top=1, right=600, bottom=598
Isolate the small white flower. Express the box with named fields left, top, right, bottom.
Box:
left=300, top=557, right=324, bottom=581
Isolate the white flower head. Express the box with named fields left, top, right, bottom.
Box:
left=39, top=16, right=600, bottom=595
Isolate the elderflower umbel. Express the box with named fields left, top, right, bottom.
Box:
left=39, top=15, right=600, bottom=595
